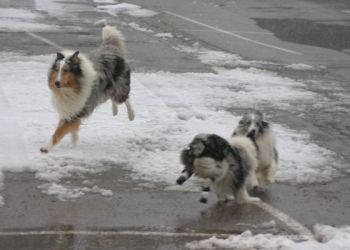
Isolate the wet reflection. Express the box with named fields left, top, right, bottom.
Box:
left=254, top=18, right=350, bottom=51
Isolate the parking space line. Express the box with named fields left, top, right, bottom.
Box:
left=0, top=230, right=231, bottom=238
left=26, top=32, right=64, bottom=50
left=257, top=201, right=314, bottom=239
left=164, top=11, right=302, bottom=55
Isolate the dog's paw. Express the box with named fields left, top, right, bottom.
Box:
left=199, top=197, right=208, bottom=204
left=176, top=176, right=186, bottom=185
left=252, top=186, right=266, bottom=194
left=40, top=147, right=49, bottom=153
left=245, top=197, right=261, bottom=203
left=128, top=112, right=135, bottom=121
left=236, top=196, right=261, bottom=204
left=266, top=177, right=275, bottom=184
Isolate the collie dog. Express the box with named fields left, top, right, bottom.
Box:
left=232, top=111, right=278, bottom=189
left=41, top=23, right=135, bottom=153
left=176, top=134, right=260, bottom=204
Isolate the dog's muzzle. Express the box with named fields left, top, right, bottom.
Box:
left=55, top=81, right=61, bottom=88
left=247, top=130, right=256, bottom=139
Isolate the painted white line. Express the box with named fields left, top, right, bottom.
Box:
left=257, top=201, right=314, bottom=239
left=0, top=230, right=232, bottom=238
left=26, top=32, right=65, bottom=50
left=164, top=11, right=301, bottom=55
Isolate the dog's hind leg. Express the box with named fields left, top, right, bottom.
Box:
left=125, top=98, right=135, bottom=121
left=266, top=160, right=277, bottom=184
left=250, top=171, right=260, bottom=189
left=234, top=187, right=260, bottom=204
left=112, top=102, right=119, bottom=116
left=199, top=179, right=212, bottom=203
left=40, top=119, right=81, bottom=153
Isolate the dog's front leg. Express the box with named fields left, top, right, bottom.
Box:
left=199, top=179, right=212, bottom=203
left=235, top=187, right=260, bottom=204
left=40, top=119, right=81, bottom=153
left=176, top=169, right=192, bottom=185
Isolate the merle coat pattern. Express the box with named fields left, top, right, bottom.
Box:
left=233, top=110, right=278, bottom=188
left=177, top=134, right=260, bottom=204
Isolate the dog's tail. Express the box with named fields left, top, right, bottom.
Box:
left=94, top=19, right=126, bottom=55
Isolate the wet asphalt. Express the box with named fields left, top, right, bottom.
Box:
left=1, top=0, right=350, bottom=249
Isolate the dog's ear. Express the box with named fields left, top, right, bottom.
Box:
left=56, top=52, right=64, bottom=60
left=255, top=110, right=263, bottom=119
left=68, top=51, right=80, bottom=64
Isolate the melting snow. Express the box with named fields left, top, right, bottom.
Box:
left=155, top=33, right=174, bottom=38
left=0, top=8, right=58, bottom=32
left=97, top=3, right=158, bottom=17
left=128, top=22, right=153, bottom=33
left=0, top=53, right=342, bottom=203
left=187, top=224, right=350, bottom=250
left=286, top=63, right=314, bottom=71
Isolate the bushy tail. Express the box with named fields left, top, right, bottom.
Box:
left=94, top=19, right=126, bottom=55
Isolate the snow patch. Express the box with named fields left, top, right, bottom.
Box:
left=187, top=224, right=350, bottom=250
left=35, top=0, right=94, bottom=17
left=155, top=33, right=174, bottom=38
left=0, top=54, right=341, bottom=203
left=97, top=3, right=158, bottom=17
left=0, top=8, right=58, bottom=32
left=286, top=63, right=314, bottom=71
left=177, top=45, right=278, bottom=68
left=38, top=182, right=113, bottom=201
left=128, top=22, right=153, bottom=33
left=93, top=0, right=115, bottom=3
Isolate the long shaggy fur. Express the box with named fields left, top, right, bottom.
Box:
left=232, top=110, right=278, bottom=188
left=176, top=134, right=260, bottom=204
left=41, top=23, right=134, bottom=153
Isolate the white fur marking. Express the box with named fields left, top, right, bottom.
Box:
left=56, top=60, right=66, bottom=83
left=181, top=172, right=189, bottom=179
left=51, top=50, right=97, bottom=121
left=125, top=99, right=135, bottom=121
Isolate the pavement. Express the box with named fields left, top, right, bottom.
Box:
left=0, top=0, right=350, bottom=249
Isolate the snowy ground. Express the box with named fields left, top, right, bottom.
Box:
left=187, top=224, right=350, bottom=250
left=1, top=0, right=350, bottom=248
left=0, top=0, right=344, bottom=204
left=0, top=50, right=342, bottom=204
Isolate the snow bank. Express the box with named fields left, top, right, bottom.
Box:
left=187, top=224, right=350, bottom=250
left=0, top=53, right=342, bottom=203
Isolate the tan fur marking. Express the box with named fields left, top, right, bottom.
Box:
left=51, top=119, right=81, bottom=147
left=48, top=70, right=58, bottom=91
left=61, top=72, right=79, bottom=91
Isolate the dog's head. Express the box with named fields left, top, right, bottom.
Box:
left=233, top=110, right=269, bottom=139
left=185, top=133, right=209, bottom=157
left=48, top=51, right=82, bottom=91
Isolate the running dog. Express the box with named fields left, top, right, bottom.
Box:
left=232, top=110, right=278, bottom=189
left=41, top=23, right=135, bottom=153
left=176, top=134, right=260, bottom=204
